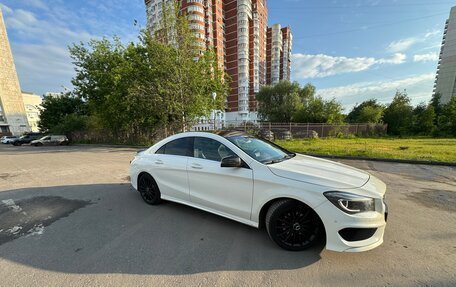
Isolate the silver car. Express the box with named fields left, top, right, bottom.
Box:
left=31, top=135, right=69, bottom=146
left=1, top=136, right=18, bottom=144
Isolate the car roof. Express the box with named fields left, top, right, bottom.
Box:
left=215, top=130, right=249, bottom=138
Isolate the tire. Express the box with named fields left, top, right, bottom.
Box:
left=137, top=173, right=161, bottom=205
left=13, top=142, right=21, bottom=146
left=265, top=199, right=323, bottom=251
left=36, top=142, right=43, bottom=146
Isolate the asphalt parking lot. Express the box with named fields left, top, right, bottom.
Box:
left=0, top=143, right=455, bottom=287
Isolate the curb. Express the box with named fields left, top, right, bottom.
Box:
left=74, top=143, right=148, bottom=149
left=305, top=153, right=456, bottom=167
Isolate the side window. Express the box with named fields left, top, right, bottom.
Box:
left=156, top=137, right=193, bottom=156
left=155, top=145, right=165, bottom=154
left=194, top=137, right=236, bottom=162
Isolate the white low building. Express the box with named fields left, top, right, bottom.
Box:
left=22, top=92, right=43, bottom=133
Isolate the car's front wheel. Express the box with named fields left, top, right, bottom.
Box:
left=266, top=199, right=323, bottom=251
left=137, top=173, right=161, bottom=205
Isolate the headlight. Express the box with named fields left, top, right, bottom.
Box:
left=324, top=191, right=375, bottom=214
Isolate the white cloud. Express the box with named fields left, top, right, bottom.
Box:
left=319, top=73, right=435, bottom=99
left=387, top=30, right=441, bottom=53
left=11, top=43, right=74, bottom=94
left=0, top=3, right=13, bottom=14
left=376, top=53, right=406, bottom=64
left=424, top=30, right=441, bottom=38
left=26, top=0, right=49, bottom=10
left=5, top=9, right=38, bottom=29
left=2, top=1, right=144, bottom=95
left=292, top=54, right=376, bottom=78
left=4, top=8, right=94, bottom=44
left=292, top=53, right=406, bottom=79
left=413, top=52, right=439, bottom=63
left=387, top=38, right=418, bottom=53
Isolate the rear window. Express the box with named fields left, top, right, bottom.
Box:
left=156, top=137, right=193, bottom=157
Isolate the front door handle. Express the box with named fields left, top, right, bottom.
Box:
left=154, top=160, right=164, bottom=165
left=190, top=163, right=203, bottom=169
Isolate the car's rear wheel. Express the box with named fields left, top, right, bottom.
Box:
left=137, top=173, right=161, bottom=205
left=266, top=199, right=323, bottom=251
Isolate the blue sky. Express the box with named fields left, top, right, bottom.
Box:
left=0, top=0, right=454, bottom=112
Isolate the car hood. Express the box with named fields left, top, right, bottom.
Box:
left=268, top=154, right=370, bottom=189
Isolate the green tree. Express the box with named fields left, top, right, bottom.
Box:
left=152, top=2, right=228, bottom=130
left=438, top=96, right=456, bottom=136
left=346, top=99, right=384, bottom=123
left=256, top=81, right=302, bottom=122
left=293, top=83, right=345, bottom=123
left=412, top=103, right=435, bottom=135
left=69, top=5, right=228, bottom=139
left=51, top=114, right=89, bottom=136
left=383, top=90, right=413, bottom=135
left=38, top=93, right=88, bottom=133
left=430, top=92, right=443, bottom=119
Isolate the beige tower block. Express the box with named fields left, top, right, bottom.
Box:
left=0, top=8, right=30, bottom=136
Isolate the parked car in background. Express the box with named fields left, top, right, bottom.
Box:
left=30, top=135, right=69, bottom=146
left=130, top=131, right=388, bottom=252
left=12, top=133, right=44, bottom=146
left=1, top=136, right=18, bottom=144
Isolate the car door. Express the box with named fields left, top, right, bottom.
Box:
left=187, top=137, right=254, bottom=220
left=151, top=137, right=193, bottom=202
left=50, top=136, right=57, bottom=145
left=41, top=136, right=52, bottom=145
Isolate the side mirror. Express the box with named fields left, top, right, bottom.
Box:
left=221, top=155, right=242, bottom=168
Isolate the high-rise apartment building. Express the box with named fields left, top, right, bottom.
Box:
left=266, top=24, right=292, bottom=85
left=144, top=0, right=291, bottom=122
left=434, top=6, right=456, bottom=104
left=280, top=26, right=292, bottom=83
left=0, top=8, right=30, bottom=136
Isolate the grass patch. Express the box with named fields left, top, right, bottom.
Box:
left=276, top=137, right=456, bottom=163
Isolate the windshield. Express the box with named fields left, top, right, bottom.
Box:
left=226, top=135, right=295, bottom=164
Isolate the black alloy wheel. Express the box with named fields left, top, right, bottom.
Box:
left=138, top=173, right=161, bottom=205
left=266, top=199, right=323, bottom=251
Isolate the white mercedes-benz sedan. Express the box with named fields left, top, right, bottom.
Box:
left=130, top=131, right=388, bottom=252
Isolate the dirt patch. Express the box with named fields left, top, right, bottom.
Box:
left=0, top=173, right=18, bottom=180
left=408, top=189, right=456, bottom=213
left=0, top=196, right=90, bottom=245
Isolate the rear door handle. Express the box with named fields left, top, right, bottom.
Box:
left=190, top=163, right=203, bottom=169
left=154, top=160, right=164, bottom=165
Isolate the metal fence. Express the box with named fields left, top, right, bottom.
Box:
left=69, top=122, right=387, bottom=145
left=222, top=122, right=388, bottom=138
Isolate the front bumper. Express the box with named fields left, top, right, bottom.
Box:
left=315, top=199, right=387, bottom=252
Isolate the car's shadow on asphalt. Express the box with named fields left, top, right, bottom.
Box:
left=0, top=183, right=323, bottom=275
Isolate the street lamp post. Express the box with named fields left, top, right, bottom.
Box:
left=212, top=92, right=217, bottom=131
